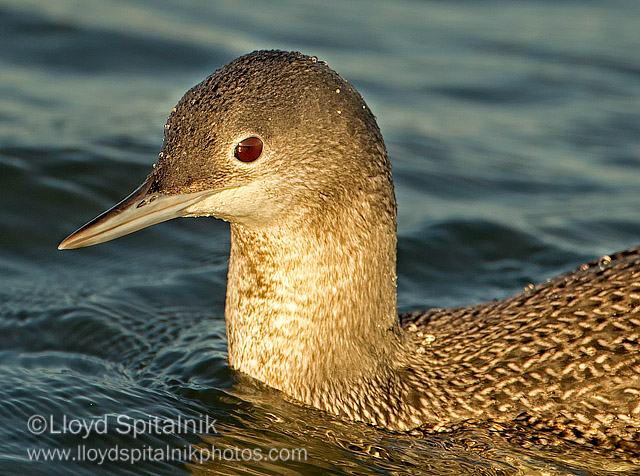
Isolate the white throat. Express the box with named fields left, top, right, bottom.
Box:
left=224, top=189, right=401, bottom=405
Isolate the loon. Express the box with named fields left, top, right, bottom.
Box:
left=59, top=50, right=640, bottom=454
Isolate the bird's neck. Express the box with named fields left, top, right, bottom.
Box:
left=224, top=190, right=401, bottom=407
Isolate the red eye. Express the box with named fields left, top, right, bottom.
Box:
left=234, top=136, right=263, bottom=162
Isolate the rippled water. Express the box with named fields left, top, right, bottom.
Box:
left=2, top=0, right=640, bottom=474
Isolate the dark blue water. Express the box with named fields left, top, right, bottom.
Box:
left=2, top=0, right=640, bottom=474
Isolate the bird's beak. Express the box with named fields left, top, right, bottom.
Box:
left=58, top=176, right=213, bottom=250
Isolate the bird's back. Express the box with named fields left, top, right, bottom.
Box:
left=401, top=247, right=640, bottom=453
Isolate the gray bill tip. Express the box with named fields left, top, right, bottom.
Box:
left=58, top=234, right=80, bottom=250
left=58, top=223, right=101, bottom=250
left=57, top=179, right=216, bottom=251
left=57, top=178, right=154, bottom=251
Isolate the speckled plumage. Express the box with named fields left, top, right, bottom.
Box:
left=59, top=50, right=640, bottom=457
left=399, top=248, right=640, bottom=452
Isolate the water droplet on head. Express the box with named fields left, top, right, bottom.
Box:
left=335, top=88, right=340, bottom=94
left=336, top=110, right=342, bottom=115
left=580, top=263, right=590, bottom=271
left=310, top=56, right=318, bottom=63
left=524, top=283, right=535, bottom=292
left=164, top=124, right=170, bottom=130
